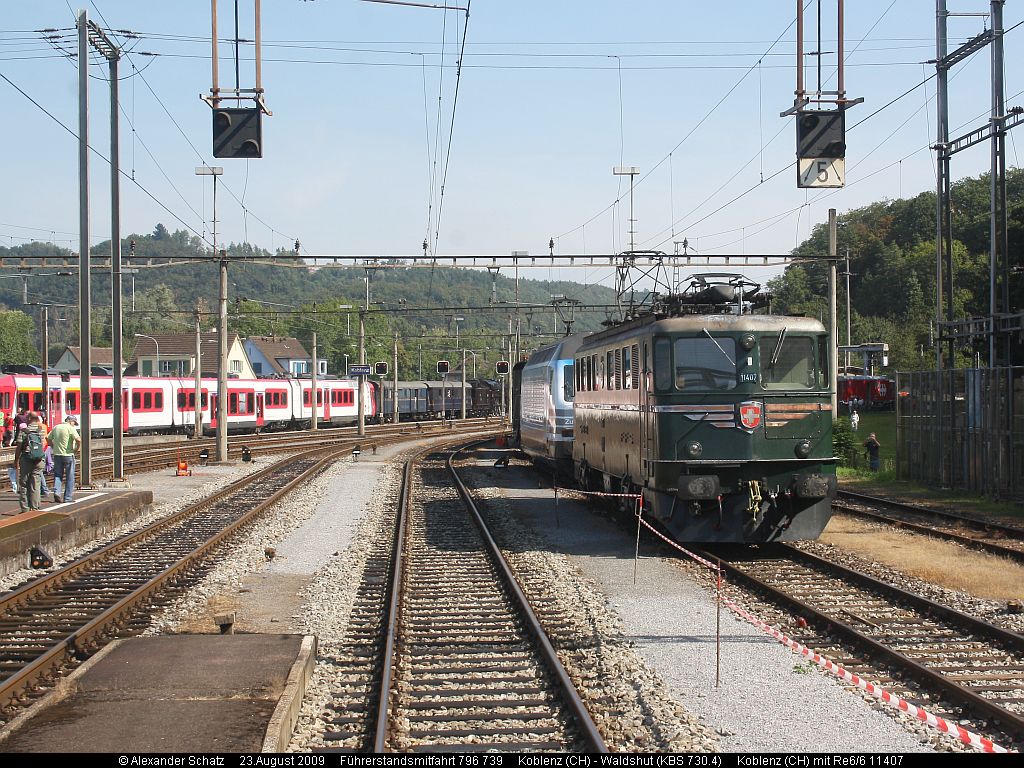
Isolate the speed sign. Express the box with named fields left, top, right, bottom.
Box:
left=798, top=157, right=845, bottom=188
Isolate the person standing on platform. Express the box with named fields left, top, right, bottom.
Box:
left=49, top=415, right=81, bottom=504
left=14, top=411, right=47, bottom=512
left=849, top=409, right=860, bottom=432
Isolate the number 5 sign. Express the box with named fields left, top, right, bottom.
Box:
left=798, top=157, right=845, bottom=188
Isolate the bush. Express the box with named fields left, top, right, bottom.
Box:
left=833, top=417, right=857, bottom=467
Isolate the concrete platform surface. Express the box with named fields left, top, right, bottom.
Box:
left=0, top=488, right=153, bottom=578
left=0, top=633, right=315, bottom=753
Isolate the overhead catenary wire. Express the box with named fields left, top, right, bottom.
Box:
left=0, top=68, right=211, bottom=248
left=432, top=0, right=472, bottom=256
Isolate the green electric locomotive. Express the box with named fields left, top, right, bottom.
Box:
left=572, top=276, right=836, bottom=543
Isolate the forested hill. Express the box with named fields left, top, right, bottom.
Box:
left=768, top=168, right=1024, bottom=372
left=4, top=168, right=1020, bottom=374
left=0, top=223, right=618, bottom=376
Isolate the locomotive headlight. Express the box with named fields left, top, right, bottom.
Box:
left=740, top=333, right=756, bottom=351
left=686, top=441, right=703, bottom=458
left=795, top=440, right=812, bottom=458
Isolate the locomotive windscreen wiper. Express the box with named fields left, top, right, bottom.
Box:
left=769, top=327, right=788, bottom=368
left=702, top=328, right=734, bottom=369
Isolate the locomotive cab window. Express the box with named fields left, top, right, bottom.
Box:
left=563, top=363, right=575, bottom=401
left=673, top=337, right=737, bottom=391
left=654, top=338, right=673, bottom=392
left=759, top=333, right=815, bottom=389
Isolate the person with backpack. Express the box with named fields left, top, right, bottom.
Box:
left=13, top=411, right=48, bottom=512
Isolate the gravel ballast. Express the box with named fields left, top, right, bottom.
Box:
left=474, top=456, right=941, bottom=753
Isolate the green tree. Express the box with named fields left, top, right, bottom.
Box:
left=0, top=310, right=39, bottom=365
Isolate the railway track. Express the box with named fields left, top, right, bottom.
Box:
left=835, top=490, right=1024, bottom=564
left=0, top=418, right=497, bottom=488
left=0, top=425, right=498, bottom=719
left=0, top=447, right=337, bottom=716
left=319, top=441, right=607, bottom=753
left=706, top=543, right=1024, bottom=745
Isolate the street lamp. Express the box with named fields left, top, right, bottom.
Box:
left=134, top=333, right=160, bottom=376
left=343, top=353, right=350, bottom=377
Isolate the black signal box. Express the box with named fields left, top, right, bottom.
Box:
left=213, top=107, right=263, bottom=158
left=437, top=360, right=450, bottom=375
left=496, top=360, right=510, bottom=375
left=374, top=361, right=389, bottom=376
left=797, top=110, right=845, bottom=159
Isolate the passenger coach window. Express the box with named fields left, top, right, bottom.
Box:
left=673, top=338, right=737, bottom=391
left=760, top=334, right=815, bottom=389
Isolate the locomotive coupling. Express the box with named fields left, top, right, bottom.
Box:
left=792, top=473, right=836, bottom=499
left=676, top=474, right=721, bottom=500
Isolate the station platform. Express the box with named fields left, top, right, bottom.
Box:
left=0, top=634, right=316, bottom=753
left=0, top=487, right=153, bottom=578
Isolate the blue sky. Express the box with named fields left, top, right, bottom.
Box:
left=2, top=1, right=1021, bottom=290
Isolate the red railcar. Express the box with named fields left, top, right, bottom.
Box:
left=838, top=375, right=896, bottom=410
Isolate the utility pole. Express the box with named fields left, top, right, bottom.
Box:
left=194, top=304, right=203, bottom=438
left=217, top=251, right=228, bottom=462
left=461, top=348, right=467, bottom=420
left=392, top=331, right=398, bottom=424
left=990, top=0, right=1007, bottom=367
left=357, top=310, right=366, bottom=436
left=843, top=248, right=853, bottom=374
left=41, top=306, right=49, bottom=419
left=310, top=331, right=318, bottom=431
left=86, top=20, right=126, bottom=482
left=828, top=209, right=838, bottom=420
left=77, top=10, right=92, bottom=488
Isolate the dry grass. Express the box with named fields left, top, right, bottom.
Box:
left=821, top=515, right=1024, bottom=601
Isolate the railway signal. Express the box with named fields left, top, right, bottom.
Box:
left=213, top=108, right=263, bottom=158
left=796, top=110, right=845, bottom=188
left=496, top=360, right=510, bottom=375
left=374, top=361, right=389, bottom=376
left=436, top=360, right=449, bottom=375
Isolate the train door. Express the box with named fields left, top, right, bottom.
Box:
left=255, top=393, right=265, bottom=429
left=209, top=393, right=218, bottom=430
left=49, top=388, right=63, bottom=424
left=643, top=341, right=656, bottom=484
left=122, top=388, right=130, bottom=434
left=321, top=388, right=330, bottom=421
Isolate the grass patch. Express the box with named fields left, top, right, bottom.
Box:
left=822, top=515, right=1024, bottom=599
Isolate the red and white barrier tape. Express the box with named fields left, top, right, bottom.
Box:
left=631, top=514, right=1009, bottom=753
left=554, top=487, right=642, bottom=500
left=723, top=598, right=1009, bottom=753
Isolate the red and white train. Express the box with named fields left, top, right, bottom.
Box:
left=837, top=374, right=896, bottom=410
left=0, top=373, right=377, bottom=436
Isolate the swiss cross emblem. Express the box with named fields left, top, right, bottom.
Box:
left=739, top=401, right=762, bottom=430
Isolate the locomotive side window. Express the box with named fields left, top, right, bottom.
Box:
left=760, top=335, right=815, bottom=389
left=654, top=338, right=672, bottom=391
left=673, top=338, right=737, bottom=391
left=563, top=363, right=575, bottom=401
left=623, top=346, right=632, bottom=389
left=817, top=336, right=829, bottom=387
